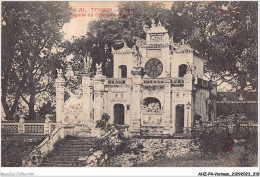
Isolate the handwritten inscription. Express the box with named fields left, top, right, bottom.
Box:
left=70, top=8, right=134, bottom=18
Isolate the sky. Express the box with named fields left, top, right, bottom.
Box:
left=62, top=1, right=174, bottom=41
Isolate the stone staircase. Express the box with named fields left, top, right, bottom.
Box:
left=41, top=136, right=98, bottom=167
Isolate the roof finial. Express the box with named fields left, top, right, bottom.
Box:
left=111, top=46, right=115, bottom=53
left=123, top=41, right=127, bottom=47
left=151, top=19, right=155, bottom=27
left=158, top=20, right=162, bottom=26
left=181, top=39, right=185, bottom=45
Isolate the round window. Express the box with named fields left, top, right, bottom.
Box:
left=145, top=58, right=163, bottom=78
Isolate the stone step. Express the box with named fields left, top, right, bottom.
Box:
left=41, top=162, right=76, bottom=167
left=53, top=149, right=92, bottom=153
left=45, top=156, right=79, bottom=161
left=43, top=159, right=78, bottom=164
left=40, top=136, right=97, bottom=167
left=52, top=150, right=91, bottom=155
left=59, top=143, right=94, bottom=148
left=61, top=141, right=97, bottom=145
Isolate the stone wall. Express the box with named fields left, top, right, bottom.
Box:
left=111, top=139, right=197, bottom=167
left=81, top=138, right=197, bottom=167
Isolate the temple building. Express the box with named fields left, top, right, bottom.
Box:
left=55, top=20, right=217, bottom=137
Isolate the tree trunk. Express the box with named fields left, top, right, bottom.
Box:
left=2, top=77, right=26, bottom=120
left=28, top=78, right=36, bottom=120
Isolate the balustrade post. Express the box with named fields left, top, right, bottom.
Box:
left=59, top=126, right=65, bottom=139
left=44, top=114, right=52, bottom=135
left=18, top=116, right=25, bottom=134
left=55, top=69, right=65, bottom=124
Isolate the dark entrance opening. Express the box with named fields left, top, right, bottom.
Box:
left=179, top=64, right=187, bottom=77
left=175, top=104, right=184, bottom=133
left=114, top=104, right=125, bottom=125
left=119, top=65, right=127, bottom=78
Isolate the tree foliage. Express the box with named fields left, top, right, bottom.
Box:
left=2, top=2, right=71, bottom=120
left=187, top=2, right=257, bottom=90
left=77, top=1, right=257, bottom=91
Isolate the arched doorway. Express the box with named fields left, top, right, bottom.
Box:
left=119, top=65, right=127, bottom=78
left=114, top=104, right=125, bottom=125
left=179, top=64, right=187, bottom=77
left=175, top=104, right=184, bottom=133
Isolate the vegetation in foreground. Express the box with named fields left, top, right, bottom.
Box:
left=135, top=144, right=257, bottom=167
left=1, top=135, right=45, bottom=167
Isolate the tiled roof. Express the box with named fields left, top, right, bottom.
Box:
left=140, top=43, right=169, bottom=48
left=173, top=44, right=193, bottom=53
left=112, top=42, right=133, bottom=55
left=145, top=21, right=168, bottom=34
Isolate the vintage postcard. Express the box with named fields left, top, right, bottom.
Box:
left=1, top=1, right=258, bottom=176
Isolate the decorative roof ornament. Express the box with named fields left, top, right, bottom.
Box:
left=57, top=69, right=63, bottom=79
left=181, top=39, right=185, bottom=45
left=111, top=46, right=115, bottom=53
left=140, top=43, right=169, bottom=48
left=238, top=94, right=244, bottom=102
left=172, top=39, right=193, bottom=53
left=85, top=55, right=92, bottom=74
left=158, top=20, right=162, bottom=26
left=145, top=19, right=168, bottom=33
left=132, top=44, right=137, bottom=53
left=170, top=36, right=174, bottom=44
left=96, top=63, right=102, bottom=75
left=151, top=19, right=155, bottom=27
left=133, top=45, right=142, bottom=69
left=104, top=44, right=108, bottom=53
left=112, top=41, right=133, bottom=55
left=65, top=63, right=74, bottom=79
left=143, top=24, right=149, bottom=32
left=186, top=62, right=193, bottom=74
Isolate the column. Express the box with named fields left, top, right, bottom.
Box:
left=171, top=103, right=176, bottom=134
left=56, top=69, right=65, bottom=124
left=91, top=70, right=105, bottom=137
left=131, top=73, right=142, bottom=136
left=82, top=73, right=92, bottom=125
left=130, top=50, right=144, bottom=136
left=164, top=78, right=172, bottom=135
left=184, top=98, right=192, bottom=128
left=184, top=70, right=193, bottom=131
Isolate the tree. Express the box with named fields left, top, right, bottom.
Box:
left=88, top=2, right=170, bottom=47
left=185, top=2, right=258, bottom=91
left=2, top=2, right=72, bottom=120
left=65, top=2, right=170, bottom=84
left=67, top=1, right=257, bottom=93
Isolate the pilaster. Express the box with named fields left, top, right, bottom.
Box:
left=183, top=71, right=193, bottom=131
left=82, top=73, right=92, bottom=125
left=91, top=69, right=105, bottom=136
left=130, top=70, right=143, bottom=136
left=55, top=70, right=65, bottom=124
left=164, top=77, right=172, bottom=134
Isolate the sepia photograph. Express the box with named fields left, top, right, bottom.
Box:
left=1, top=0, right=258, bottom=175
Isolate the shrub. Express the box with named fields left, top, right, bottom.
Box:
left=192, top=122, right=234, bottom=155
left=96, top=113, right=110, bottom=130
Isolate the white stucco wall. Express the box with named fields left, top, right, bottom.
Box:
left=113, top=53, right=134, bottom=78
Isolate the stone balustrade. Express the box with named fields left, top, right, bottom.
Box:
left=22, top=125, right=65, bottom=167
left=1, top=122, right=61, bottom=135
left=104, top=77, right=186, bottom=86
left=105, top=78, right=129, bottom=85
left=142, top=77, right=185, bottom=86
left=172, top=77, right=185, bottom=86
left=143, top=78, right=165, bottom=85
